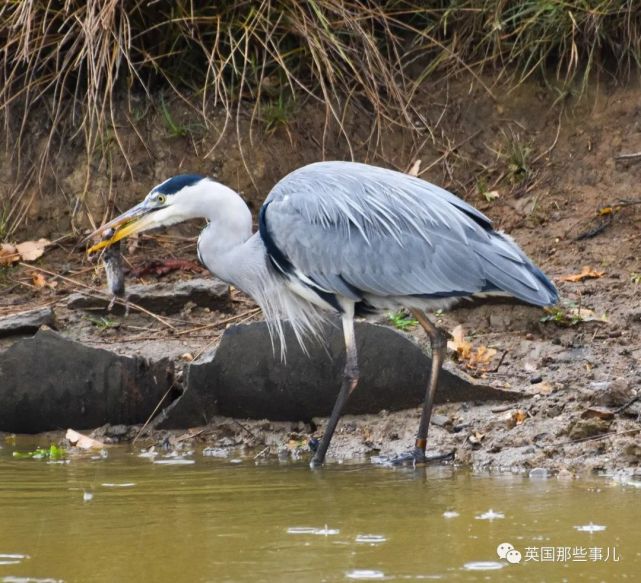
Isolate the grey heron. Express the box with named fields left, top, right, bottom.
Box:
left=88, top=161, right=558, bottom=466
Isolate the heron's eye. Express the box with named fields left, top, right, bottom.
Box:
left=156, top=194, right=167, bottom=205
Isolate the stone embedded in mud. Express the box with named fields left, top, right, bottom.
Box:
left=591, top=379, right=635, bottom=408
left=567, top=418, right=612, bottom=440
left=169, top=320, right=524, bottom=426
left=0, top=307, right=57, bottom=337
left=0, top=329, right=174, bottom=433
left=67, top=277, right=230, bottom=314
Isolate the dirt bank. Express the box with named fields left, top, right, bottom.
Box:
left=1, top=77, right=640, bottom=474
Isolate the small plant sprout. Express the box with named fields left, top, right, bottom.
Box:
left=388, top=310, right=419, bottom=331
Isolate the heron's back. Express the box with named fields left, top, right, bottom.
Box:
left=260, top=161, right=558, bottom=312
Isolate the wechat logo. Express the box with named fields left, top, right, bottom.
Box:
left=497, top=542, right=522, bottom=564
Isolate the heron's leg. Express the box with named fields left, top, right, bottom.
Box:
left=310, top=307, right=359, bottom=467
left=409, top=309, right=448, bottom=461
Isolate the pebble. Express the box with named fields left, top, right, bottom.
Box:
left=431, top=414, right=450, bottom=427
left=529, top=467, right=549, bottom=479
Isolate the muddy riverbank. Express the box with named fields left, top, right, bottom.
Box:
left=1, top=77, right=640, bottom=475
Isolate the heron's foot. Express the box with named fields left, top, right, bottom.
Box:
left=309, top=456, right=324, bottom=469
left=371, top=448, right=455, bottom=467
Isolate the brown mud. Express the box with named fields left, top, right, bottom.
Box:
left=1, top=77, right=640, bottom=475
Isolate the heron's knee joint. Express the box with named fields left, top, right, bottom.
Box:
left=431, top=329, right=448, bottom=350
left=345, top=365, right=360, bottom=388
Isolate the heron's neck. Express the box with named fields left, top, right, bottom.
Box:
left=196, top=186, right=258, bottom=284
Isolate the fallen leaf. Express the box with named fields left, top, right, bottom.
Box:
left=484, top=190, right=500, bottom=202
left=0, top=243, right=19, bottom=265
left=559, top=266, right=605, bottom=283
left=66, top=428, right=106, bottom=450
left=15, top=238, right=50, bottom=262
left=32, top=273, right=47, bottom=288
left=448, top=325, right=497, bottom=371
left=447, top=325, right=472, bottom=360
left=0, top=239, right=50, bottom=265
left=31, top=271, right=57, bottom=289
left=407, top=159, right=421, bottom=177
left=512, top=410, right=528, bottom=425
left=469, top=345, right=497, bottom=368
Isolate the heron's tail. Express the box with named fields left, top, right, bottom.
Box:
left=476, top=232, right=558, bottom=307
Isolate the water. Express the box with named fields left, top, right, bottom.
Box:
left=0, top=443, right=639, bottom=582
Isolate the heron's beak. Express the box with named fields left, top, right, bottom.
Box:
left=86, top=202, right=154, bottom=254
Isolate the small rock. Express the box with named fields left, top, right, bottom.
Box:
left=529, top=467, right=549, bottom=479
left=530, top=375, right=543, bottom=384
left=202, top=447, right=230, bottom=458
left=623, top=443, right=641, bottom=461
left=489, top=312, right=511, bottom=330
left=104, top=424, right=129, bottom=438
left=0, top=307, right=57, bottom=337
left=581, top=407, right=615, bottom=421
left=67, top=278, right=230, bottom=314
left=557, top=469, right=573, bottom=480
left=568, top=418, right=611, bottom=440
left=592, top=379, right=635, bottom=408
left=431, top=414, right=450, bottom=427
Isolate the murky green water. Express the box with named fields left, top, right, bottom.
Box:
left=0, top=442, right=639, bottom=582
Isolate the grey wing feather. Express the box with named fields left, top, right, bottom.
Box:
left=263, top=161, right=557, bottom=306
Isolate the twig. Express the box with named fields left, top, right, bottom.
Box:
left=176, top=307, right=260, bottom=337
left=532, top=110, right=563, bottom=164
left=613, top=396, right=639, bottom=415
left=132, top=384, right=176, bottom=444
left=615, top=151, right=641, bottom=161
left=233, top=419, right=257, bottom=440
left=175, top=428, right=207, bottom=442
left=420, top=130, right=482, bottom=176
left=192, top=333, right=223, bottom=362
left=19, top=263, right=176, bottom=330
left=554, top=427, right=640, bottom=448
left=489, top=350, right=509, bottom=373
left=254, top=446, right=270, bottom=459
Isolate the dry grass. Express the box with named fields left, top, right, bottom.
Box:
left=1, top=1, right=641, bottom=236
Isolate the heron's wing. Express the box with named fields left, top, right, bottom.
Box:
left=261, top=161, right=556, bottom=305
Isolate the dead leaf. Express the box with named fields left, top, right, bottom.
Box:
left=448, top=325, right=498, bottom=371
left=447, top=325, right=472, bottom=360
left=484, top=190, right=500, bottom=202
left=407, top=159, right=421, bottom=177
left=16, top=238, right=50, bottom=262
left=31, top=271, right=57, bottom=289
left=512, top=410, right=528, bottom=426
left=559, top=266, right=605, bottom=283
left=66, top=428, right=106, bottom=450
left=0, top=239, right=50, bottom=265
left=32, top=273, right=47, bottom=288
left=469, top=345, right=497, bottom=368
left=0, top=243, right=19, bottom=265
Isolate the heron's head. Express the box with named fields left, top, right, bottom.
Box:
left=87, top=174, right=210, bottom=253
